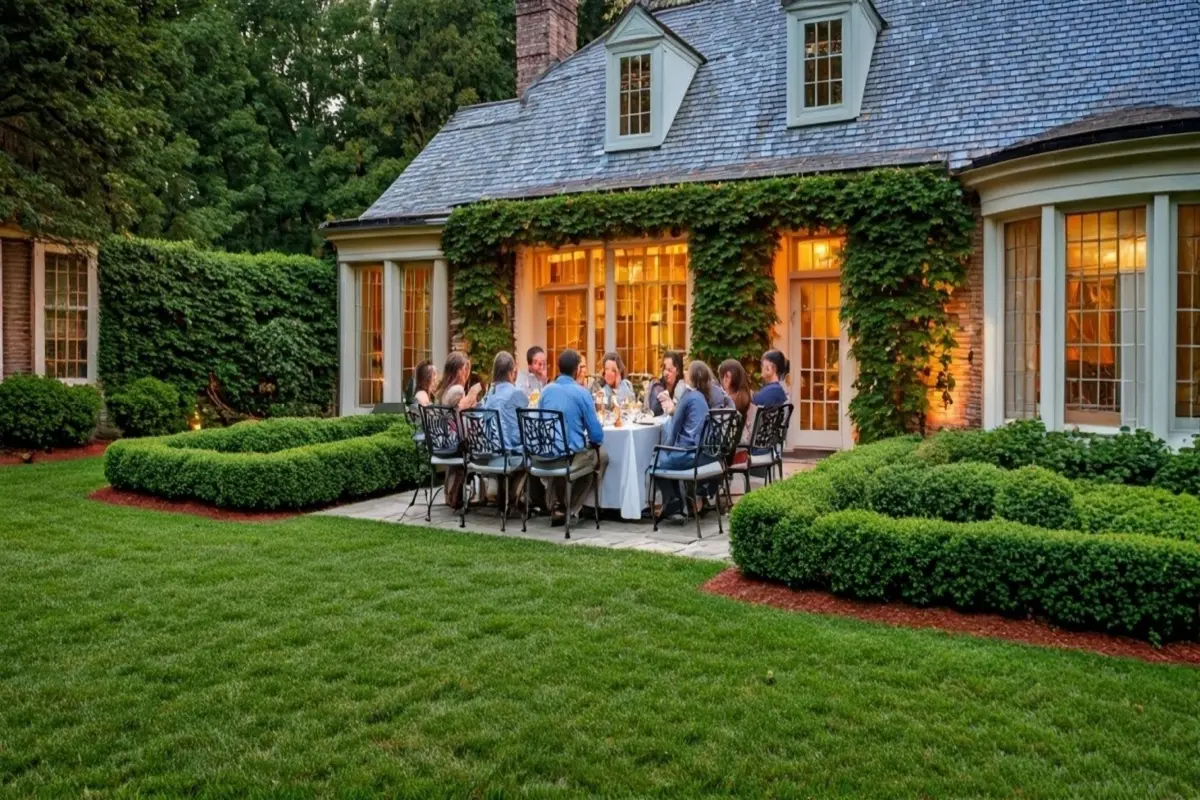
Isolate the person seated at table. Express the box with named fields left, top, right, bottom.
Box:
left=599, top=351, right=637, bottom=407
left=516, top=346, right=549, bottom=398
left=718, top=359, right=755, bottom=456
left=437, top=351, right=483, bottom=509
left=647, top=351, right=687, bottom=416
left=754, top=350, right=790, bottom=407
left=481, top=351, right=529, bottom=510
left=654, top=361, right=719, bottom=522
left=412, top=360, right=437, bottom=407
left=538, top=348, right=609, bottom=527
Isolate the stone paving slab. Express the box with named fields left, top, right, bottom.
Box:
left=317, top=459, right=819, bottom=561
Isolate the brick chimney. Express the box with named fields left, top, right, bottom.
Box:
left=516, top=0, right=578, bottom=97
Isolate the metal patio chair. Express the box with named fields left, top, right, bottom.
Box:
left=646, top=408, right=742, bottom=538
left=459, top=408, right=526, bottom=532
left=516, top=407, right=601, bottom=540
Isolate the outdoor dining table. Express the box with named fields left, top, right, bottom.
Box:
left=586, top=414, right=667, bottom=520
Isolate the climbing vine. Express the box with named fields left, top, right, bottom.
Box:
left=441, top=167, right=974, bottom=442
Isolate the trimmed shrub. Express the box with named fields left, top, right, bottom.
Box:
left=1075, top=484, right=1200, bottom=543
left=995, top=466, right=1078, bottom=530
left=1153, top=446, right=1200, bottom=497
left=106, top=377, right=187, bottom=438
left=919, top=462, right=1004, bottom=523
left=796, top=511, right=1200, bottom=643
left=865, top=464, right=926, bottom=519
left=0, top=375, right=100, bottom=449
left=104, top=416, right=427, bottom=510
left=818, top=435, right=921, bottom=510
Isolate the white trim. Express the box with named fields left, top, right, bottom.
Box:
left=32, top=242, right=45, bottom=377
left=86, top=252, right=99, bottom=385
left=382, top=260, right=403, bottom=404
left=1039, top=205, right=1064, bottom=432
left=1148, top=195, right=1172, bottom=440
left=432, top=258, right=449, bottom=366
left=784, top=0, right=881, bottom=128
left=337, top=261, right=361, bottom=416
left=982, top=217, right=1003, bottom=428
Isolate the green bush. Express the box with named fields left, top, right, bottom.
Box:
left=1075, top=484, right=1200, bottom=543
left=98, top=236, right=336, bottom=416
left=104, top=416, right=427, bottom=510
left=784, top=510, right=1200, bottom=643
left=106, top=377, right=187, bottom=438
left=818, top=435, right=921, bottom=511
left=1153, top=446, right=1200, bottom=496
left=919, top=462, right=1004, bottom=523
left=865, top=464, right=926, bottom=519
left=995, top=466, right=1078, bottom=530
left=0, top=375, right=100, bottom=449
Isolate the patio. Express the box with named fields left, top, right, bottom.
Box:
left=320, top=456, right=821, bottom=560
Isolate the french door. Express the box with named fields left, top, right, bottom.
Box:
left=789, top=277, right=849, bottom=449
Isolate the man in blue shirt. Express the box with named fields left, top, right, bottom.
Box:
left=537, top=348, right=608, bottom=526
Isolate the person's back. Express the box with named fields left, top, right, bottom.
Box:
left=483, top=380, right=526, bottom=452
left=665, top=387, right=709, bottom=450
left=539, top=375, right=604, bottom=453
left=752, top=381, right=788, bottom=407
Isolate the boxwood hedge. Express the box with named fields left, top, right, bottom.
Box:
left=104, top=416, right=428, bottom=511
left=730, top=437, right=1200, bottom=642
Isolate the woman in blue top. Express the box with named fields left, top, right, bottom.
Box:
left=753, top=349, right=790, bottom=407
left=654, top=361, right=718, bottom=522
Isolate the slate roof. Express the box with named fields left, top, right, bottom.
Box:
left=351, top=0, right=1200, bottom=224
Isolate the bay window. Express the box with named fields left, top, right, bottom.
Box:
left=355, top=265, right=384, bottom=407
left=402, top=263, right=432, bottom=391
left=1175, top=205, right=1200, bottom=426
left=43, top=252, right=90, bottom=380
left=1003, top=218, right=1041, bottom=420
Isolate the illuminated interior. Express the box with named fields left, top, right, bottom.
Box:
left=356, top=265, right=384, bottom=406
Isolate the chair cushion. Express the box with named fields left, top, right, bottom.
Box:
left=730, top=452, right=777, bottom=470
left=467, top=455, right=525, bottom=474
left=529, top=463, right=595, bottom=480
left=429, top=455, right=462, bottom=467
left=651, top=461, right=725, bottom=481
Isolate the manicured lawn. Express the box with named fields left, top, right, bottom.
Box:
left=3, top=459, right=1199, bottom=797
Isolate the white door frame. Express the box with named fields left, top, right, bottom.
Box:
left=787, top=274, right=855, bottom=450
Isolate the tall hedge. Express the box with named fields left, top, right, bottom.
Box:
left=98, top=236, right=337, bottom=415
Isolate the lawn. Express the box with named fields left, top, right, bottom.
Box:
left=2, top=459, right=1199, bottom=797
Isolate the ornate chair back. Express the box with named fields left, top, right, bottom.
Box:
left=703, top=408, right=743, bottom=463
left=419, top=404, right=461, bottom=459
left=750, top=403, right=793, bottom=451
left=516, top=408, right=571, bottom=464
left=460, top=408, right=505, bottom=463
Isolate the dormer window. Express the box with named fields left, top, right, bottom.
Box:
left=605, top=5, right=704, bottom=153
left=803, top=19, right=843, bottom=108
left=619, top=53, right=652, bottom=137
left=786, top=0, right=883, bottom=127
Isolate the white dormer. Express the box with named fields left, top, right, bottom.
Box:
left=784, top=0, right=883, bottom=127
left=604, top=5, right=704, bottom=152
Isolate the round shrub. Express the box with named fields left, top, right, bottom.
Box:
left=1153, top=446, right=1200, bottom=497
left=866, top=464, right=926, bottom=519
left=0, top=374, right=100, bottom=449
left=106, top=377, right=188, bottom=438
left=919, top=462, right=1004, bottom=523
left=995, top=466, right=1078, bottom=530
left=1075, top=483, right=1200, bottom=543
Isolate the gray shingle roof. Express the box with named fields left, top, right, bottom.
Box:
left=359, top=0, right=1200, bottom=222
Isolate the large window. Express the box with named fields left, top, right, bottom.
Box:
left=402, top=264, right=432, bottom=391
left=1004, top=218, right=1041, bottom=420
left=1064, top=208, right=1146, bottom=427
left=803, top=19, right=843, bottom=108
left=1176, top=205, right=1200, bottom=422
left=618, top=54, right=652, bottom=137
left=355, top=266, right=383, bottom=407
left=43, top=252, right=89, bottom=380
left=532, top=243, right=689, bottom=379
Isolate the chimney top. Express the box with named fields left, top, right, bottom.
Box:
left=516, top=0, right=579, bottom=97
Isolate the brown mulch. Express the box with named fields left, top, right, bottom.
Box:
left=1, top=441, right=111, bottom=466
left=702, top=567, right=1200, bottom=666
left=90, top=486, right=298, bottom=524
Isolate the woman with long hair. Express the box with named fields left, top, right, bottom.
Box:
left=647, top=350, right=687, bottom=416
left=599, top=351, right=636, bottom=406
left=654, top=361, right=719, bottom=521
left=719, top=358, right=756, bottom=456
left=412, top=360, right=437, bottom=406
left=435, top=351, right=482, bottom=509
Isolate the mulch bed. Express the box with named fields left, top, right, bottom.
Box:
left=1, top=441, right=111, bottom=466
left=703, top=567, right=1200, bottom=666
left=90, top=486, right=298, bottom=524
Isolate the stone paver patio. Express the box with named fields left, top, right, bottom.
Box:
left=320, top=458, right=819, bottom=561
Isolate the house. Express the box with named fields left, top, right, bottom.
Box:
left=323, top=0, right=1200, bottom=450
left=0, top=225, right=99, bottom=384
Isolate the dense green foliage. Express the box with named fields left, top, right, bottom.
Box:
left=104, top=415, right=426, bottom=510
left=731, top=436, right=1200, bottom=641
left=98, top=236, right=336, bottom=415
left=6, top=459, right=1200, bottom=795
left=442, top=169, right=974, bottom=440
left=105, top=377, right=188, bottom=438
left=0, top=375, right=100, bottom=450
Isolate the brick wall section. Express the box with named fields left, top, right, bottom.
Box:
left=516, top=0, right=578, bottom=97
left=927, top=200, right=984, bottom=431
left=1, top=237, right=33, bottom=377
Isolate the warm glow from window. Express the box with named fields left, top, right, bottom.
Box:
left=356, top=266, right=383, bottom=406
left=803, top=19, right=843, bottom=108
left=1176, top=205, right=1200, bottom=422
left=796, top=280, right=841, bottom=432
left=535, top=248, right=600, bottom=371
left=44, top=253, right=88, bottom=380
left=619, top=53, right=651, bottom=137
left=792, top=235, right=843, bottom=273
left=614, top=244, right=688, bottom=376
left=1004, top=218, right=1041, bottom=420
left=1064, top=208, right=1146, bottom=427
left=403, top=265, right=432, bottom=393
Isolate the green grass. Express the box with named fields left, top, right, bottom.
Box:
left=2, top=459, right=1199, bottom=797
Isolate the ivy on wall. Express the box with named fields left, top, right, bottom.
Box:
left=441, top=168, right=974, bottom=441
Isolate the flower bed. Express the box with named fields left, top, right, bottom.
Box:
left=104, top=416, right=427, bottom=511
left=730, top=436, right=1200, bottom=643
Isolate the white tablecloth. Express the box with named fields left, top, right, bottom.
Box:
left=587, top=416, right=665, bottom=520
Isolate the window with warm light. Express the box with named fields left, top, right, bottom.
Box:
left=803, top=19, right=843, bottom=109
left=1004, top=218, right=1041, bottom=420
left=356, top=266, right=384, bottom=407
left=1176, top=205, right=1200, bottom=425
left=1064, top=208, right=1146, bottom=427
left=613, top=244, right=688, bottom=376
left=790, top=235, right=844, bottom=434
left=43, top=252, right=89, bottom=380
left=535, top=249, right=600, bottom=372
left=402, top=264, right=432, bottom=392
left=618, top=54, right=652, bottom=137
